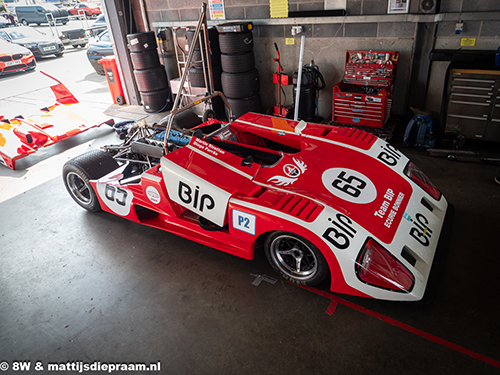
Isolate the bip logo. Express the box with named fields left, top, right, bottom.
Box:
left=178, top=181, right=215, bottom=212
left=161, top=158, right=232, bottom=228
left=232, top=209, right=256, bottom=235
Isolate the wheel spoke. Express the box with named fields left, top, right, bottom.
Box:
left=295, top=253, right=303, bottom=273
left=78, top=184, right=88, bottom=195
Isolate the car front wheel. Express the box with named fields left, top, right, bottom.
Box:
left=63, top=149, right=119, bottom=212
left=265, top=231, right=328, bottom=286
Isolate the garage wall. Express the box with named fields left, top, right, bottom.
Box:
left=131, top=0, right=500, bottom=120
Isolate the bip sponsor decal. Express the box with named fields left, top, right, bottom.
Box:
left=161, top=158, right=231, bottom=227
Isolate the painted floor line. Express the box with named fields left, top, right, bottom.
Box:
left=296, top=284, right=500, bottom=369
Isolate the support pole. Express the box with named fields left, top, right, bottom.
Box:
left=294, top=35, right=305, bottom=121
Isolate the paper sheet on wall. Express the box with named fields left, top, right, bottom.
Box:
left=270, top=0, right=288, bottom=18
left=209, top=0, right=226, bottom=20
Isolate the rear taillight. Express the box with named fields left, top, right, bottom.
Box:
left=404, top=161, right=441, bottom=200
left=355, top=239, right=414, bottom=293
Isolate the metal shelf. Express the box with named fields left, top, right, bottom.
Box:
left=152, top=12, right=500, bottom=29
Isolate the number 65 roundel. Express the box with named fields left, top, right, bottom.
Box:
left=322, top=168, right=377, bottom=204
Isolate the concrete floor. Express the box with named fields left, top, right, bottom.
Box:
left=1, top=115, right=500, bottom=374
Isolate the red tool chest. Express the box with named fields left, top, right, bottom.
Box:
left=332, top=51, right=399, bottom=128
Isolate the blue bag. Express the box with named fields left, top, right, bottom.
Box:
left=403, top=115, right=436, bottom=150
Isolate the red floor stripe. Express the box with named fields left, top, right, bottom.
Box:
left=326, top=300, right=338, bottom=315
left=296, top=285, right=500, bottom=369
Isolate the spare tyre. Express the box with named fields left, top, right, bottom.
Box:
left=221, top=69, right=260, bottom=99
left=219, top=31, right=253, bottom=54
left=130, top=50, right=160, bottom=70
left=225, top=94, right=262, bottom=118
left=134, top=65, right=168, bottom=92
left=127, top=31, right=157, bottom=52
left=221, top=51, right=255, bottom=73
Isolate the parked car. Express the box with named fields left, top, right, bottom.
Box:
left=0, top=37, right=36, bottom=75
left=86, top=13, right=107, bottom=37
left=62, top=109, right=452, bottom=302
left=68, top=4, right=101, bottom=18
left=0, top=15, right=10, bottom=28
left=15, top=4, right=69, bottom=26
left=86, top=30, right=112, bottom=74
left=0, top=26, right=64, bottom=58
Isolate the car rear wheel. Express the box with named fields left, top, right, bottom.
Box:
left=265, top=231, right=328, bottom=286
left=63, top=149, right=119, bottom=212
left=21, top=19, right=28, bottom=26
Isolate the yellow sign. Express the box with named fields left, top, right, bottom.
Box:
left=270, top=0, right=288, bottom=18
left=285, top=38, right=294, bottom=45
left=460, top=38, right=476, bottom=47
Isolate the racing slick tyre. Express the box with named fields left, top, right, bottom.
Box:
left=187, top=65, right=222, bottom=90
left=218, top=31, right=253, bottom=54
left=63, top=149, right=119, bottom=212
left=187, top=67, right=206, bottom=87
left=127, top=31, right=157, bottom=52
left=221, top=69, right=260, bottom=99
left=130, top=50, right=160, bottom=70
left=186, top=27, right=219, bottom=51
left=265, top=231, right=328, bottom=286
left=225, top=94, right=261, bottom=119
left=134, top=65, right=168, bottom=92
left=191, top=49, right=203, bottom=68
left=220, top=51, right=255, bottom=73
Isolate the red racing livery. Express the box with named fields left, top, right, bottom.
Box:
left=63, top=112, right=451, bottom=301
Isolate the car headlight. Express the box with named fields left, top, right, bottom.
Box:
left=355, top=238, right=415, bottom=293
left=22, top=43, right=38, bottom=49
left=23, top=51, right=32, bottom=57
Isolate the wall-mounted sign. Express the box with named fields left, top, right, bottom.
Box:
left=460, top=38, right=476, bottom=47
left=387, top=0, right=409, bottom=14
left=325, top=0, right=346, bottom=10
left=209, top=0, right=226, bottom=20
left=270, top=0, right=288, bottom=18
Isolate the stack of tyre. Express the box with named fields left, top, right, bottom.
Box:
left=219, top=26, right=261, bottom=119
left=127, top=31, right=172, bottom=113
left=185, top=27, right=224, bottom=118
left=186, top=27, right=222, bottom=90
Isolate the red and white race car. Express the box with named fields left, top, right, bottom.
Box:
left=63, top=104, right=451, bottom=301
left=0, top=72, right=114, bottom=170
